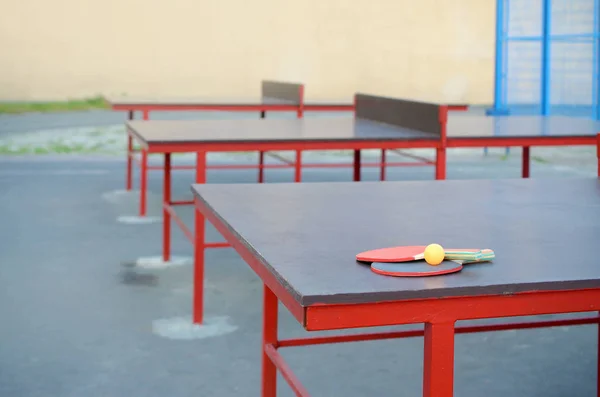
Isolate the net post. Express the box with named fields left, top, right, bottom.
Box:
left=594, top=0, right=600, bottom=120
left=486, top=0, right=510, bottom=116
left=297, top=84, right=305, bottom=118
left=540, top=0, right=552, bottom=115
left=491, top=0, right=505, bottom=113
left=596, top=133, right=600, bottom=178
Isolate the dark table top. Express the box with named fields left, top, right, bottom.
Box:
left=303, top=99, right=354, bottom=106
left=127, top=117, right=433, bottom=145
left=192, top=178, right=600, bottom=306
left=105, top=95, right=354, bottom=107
left=447, top=113, right=600, bottom=139
left=105, top=95, right=298, bottom=107
left=128, top=114, right=600, bottom=145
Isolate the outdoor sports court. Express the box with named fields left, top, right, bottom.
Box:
left=2, top=0, right=600, bottom=396
left=4, top=149, right=598, bottom=397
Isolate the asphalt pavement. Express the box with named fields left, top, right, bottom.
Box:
left=0, top=139, right=598, bottom=397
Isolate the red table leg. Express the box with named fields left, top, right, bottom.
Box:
left=126, top=134, right=133, bottom=191
left=262, top=285, right=279, bottom=397
left=259, top=111, right=266, bottom=183
left=380, top=149, right=386, bottom=181
left=258, top=151, right=265, bottom=183
left=193, top=151, right=207, bottom=324
left=126, top=112, right=134, bottom=190
left=435, top=147, right=446, bottom=180
left=353, top=150, right=361, bottom=181
left=139, top=149, right=148, bottom=217
left=522, top=146, right=530, bottom=178
left=162, top=153, right=171, bottom=263
left=295, top=150, right=302, bottom=182
left=137, top=107, right=150, bottom=216
left=436, top=106, right=448, bottom=181
left=597, top=311, right=600, bottom=397
left=423, top=321, right=456, bottom=397
left=596, top=133, right=600, bottom=178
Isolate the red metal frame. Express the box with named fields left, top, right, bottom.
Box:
left=193, top=189, right=600, bottom=397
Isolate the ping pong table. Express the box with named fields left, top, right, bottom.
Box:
left=105, top=80, right=355, bottom=198
left=105, top=79, right=356, bottom=117
left=191, top=178, right=600, bottom=397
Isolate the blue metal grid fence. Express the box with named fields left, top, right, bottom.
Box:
left=487, top=0, right=600, bottom=119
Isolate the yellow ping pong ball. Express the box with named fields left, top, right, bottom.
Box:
left=424, top=243, right=445, bottom=266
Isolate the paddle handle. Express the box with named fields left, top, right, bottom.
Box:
left=443, top=248, right=495, bottom=262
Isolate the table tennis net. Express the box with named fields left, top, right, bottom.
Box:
left=261, top=80, right=303, bottom=104
left=355, top=93, right=443, bottom=135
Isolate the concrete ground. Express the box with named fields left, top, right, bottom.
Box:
left=0, top=110, right=598, bottom=396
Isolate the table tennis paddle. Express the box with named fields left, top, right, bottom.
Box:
left=356, top=245, right=495, bottom=264
left=370, top=260, right=466, bottom=277
left=370, top=253, right=492, bottom=277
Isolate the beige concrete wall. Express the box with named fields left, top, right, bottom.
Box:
left=0, top=0, right=495, bottom=104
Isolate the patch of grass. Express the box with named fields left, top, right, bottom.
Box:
left=0, top=140, right=113, bottom=155
left=46, top=142, right=82, bottom=153
left=0, top=145, right=30, bottom=155
left=33, top=147, right=51, bottom=154
left=0, top=96, right=109, bottom=114
left=532, top=156, right=548, bottom=164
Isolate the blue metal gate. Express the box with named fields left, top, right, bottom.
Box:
left=487, top=0, right=600, bottom=119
